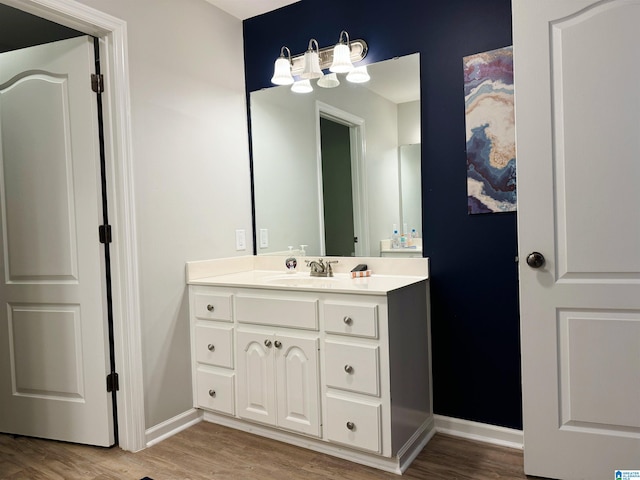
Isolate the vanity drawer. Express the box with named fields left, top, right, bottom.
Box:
left=325, top=394, right=381, bottom=454
left=324, top=302, right=378, bottom=338
left=236, top=295, right=318, bottom=330
left=194, top=292, right=233, bottom=322
left=195, top=324, right=233, bottom=368
left=196, top=369, right=235, bottom=415
left=324, top=340, right=380, bottom=396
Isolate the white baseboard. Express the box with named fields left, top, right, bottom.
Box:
left=203, top=411, right=436, bottom=474
left=145, top=408, right=203, bottom=447
left=143, top=410, right=522, bottom=457
left=434, top=415, right=523, bottom=450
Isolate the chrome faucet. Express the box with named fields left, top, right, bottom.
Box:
left=305, top=258, right=338, bottom=277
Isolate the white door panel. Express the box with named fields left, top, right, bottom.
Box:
left=1, top=74, right=78, bottom=282
left=514, top=0, right=640, bottom=478
left=275, top=334, right=320, bottom=436
left=0, top=36, right=113, bottom=446
left=550, top=2, right=640, bottom=279
left=236, top=330, right=276, bottom=425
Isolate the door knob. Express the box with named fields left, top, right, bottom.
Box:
left=526, top=252, right=545, bottom=268
left=264, top=339, right=272, bottom=348
left=274, top=340, right=282, bottom=349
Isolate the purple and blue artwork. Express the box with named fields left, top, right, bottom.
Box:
left=463, top=46, right=516, bottom=214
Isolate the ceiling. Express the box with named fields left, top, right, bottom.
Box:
left=203, top=0, right=301, bottom=20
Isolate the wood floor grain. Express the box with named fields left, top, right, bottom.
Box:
left=0, top=421, right=527, bottom=479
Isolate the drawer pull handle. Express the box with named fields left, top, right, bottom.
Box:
left=208, top=389, right=216, bottom=398
left=274, top=340, right=282, bottom=349
left=346, top=421, right=355, bottom=431
left=343, top=316, right=353, bottom=325
left=207, top=344, right=215, bottom=352
left=264, top=339, right=272, bottom=348
left=344, top=365, right=354, bottom=374
left=206, top=304, right=215, bottom=312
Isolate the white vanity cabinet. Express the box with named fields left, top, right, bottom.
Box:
left=187, top=259, right=433, bottom=474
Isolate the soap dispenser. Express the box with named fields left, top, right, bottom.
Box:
left=300, top=244, right=307, bottom=257
left=285, top=246, right=297, bottom=273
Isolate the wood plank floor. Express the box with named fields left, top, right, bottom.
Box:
left=0, top=421, right=528, bottom=479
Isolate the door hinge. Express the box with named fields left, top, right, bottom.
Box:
left=106, top=372, right=119, bottom=392
left=91, top=73, right=104, bottom=93
left=99, top=225, right=112, bottom=244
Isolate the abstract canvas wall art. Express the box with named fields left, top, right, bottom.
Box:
left=464, top=46, right=516, bottom=214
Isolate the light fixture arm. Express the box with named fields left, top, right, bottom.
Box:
left=307, top=39, right=319, bottom=54
left=279, top=45, right=292, bottom=64
left=338, top=30, right=350, bottom=49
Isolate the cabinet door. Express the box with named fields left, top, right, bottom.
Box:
left=236, top=330, right=276, bottom=426
left=275, top=334, right=320, bottom=437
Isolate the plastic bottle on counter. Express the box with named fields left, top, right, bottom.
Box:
left=391, top=224, right=400, bottom=249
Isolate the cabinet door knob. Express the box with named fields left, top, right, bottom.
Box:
left=207, top=343, right=215, bottom=352
left=264, top=339, right=272, bottom=348
left=206, top=304, right=215, bottom=312
left=346, top=421, right=355, bottom=430
left=274, top=340, right=282, bottom=349
left=208, top=389, right=216, bottom=398
left=343, top=316, right=353, bottom=325
left=344, top=365, right=354, bottom=374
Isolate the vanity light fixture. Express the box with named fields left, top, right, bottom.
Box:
left=330, top=30, right=355, bottom=73
left=271, top=46, right=294, bottom=85
left=270, top=31, right=368, bottom=86
left=300, top=39, right=323, bottom=79
left=291, top=79, right=313, bottom=93
left=346, top=65, right=370, bottom=83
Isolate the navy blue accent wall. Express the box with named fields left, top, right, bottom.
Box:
left=243, top=0, right=522, bottom=430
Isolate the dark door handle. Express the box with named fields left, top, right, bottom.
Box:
left=526, top=252, right=545, bottom=268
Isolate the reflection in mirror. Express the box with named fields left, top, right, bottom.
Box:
left=251, top=53, right=421, bottom=257
left=399, top=143, right=422, bottom=239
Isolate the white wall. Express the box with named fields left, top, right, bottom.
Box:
left=398, top=100, right=420, bottom=145
left=76, top=0, right=252, bottom=428
left=398, top=100, right=421, bottom=236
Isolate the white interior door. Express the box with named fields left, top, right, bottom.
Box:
left=0, top=36, right=114, bottom=446
left=513, top=1, right=640, bottom=478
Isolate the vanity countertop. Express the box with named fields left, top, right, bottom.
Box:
left=186, top=255, right=429, bottom=296
left=189, top=270, right=426, bottom=295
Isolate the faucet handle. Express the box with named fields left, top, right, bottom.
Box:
left=325, top=259, right=338, bottom=275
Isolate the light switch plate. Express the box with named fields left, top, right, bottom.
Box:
left=259, top=228, right=268, bottom=248
left=235, top=229, right=246, bottom=251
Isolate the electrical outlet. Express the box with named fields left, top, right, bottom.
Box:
left=235, top=229, right=246, bottom=251
left=259, top=228, right=269, bottom=248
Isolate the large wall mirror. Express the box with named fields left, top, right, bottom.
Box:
left=250, top=53, right=421, bottom=257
